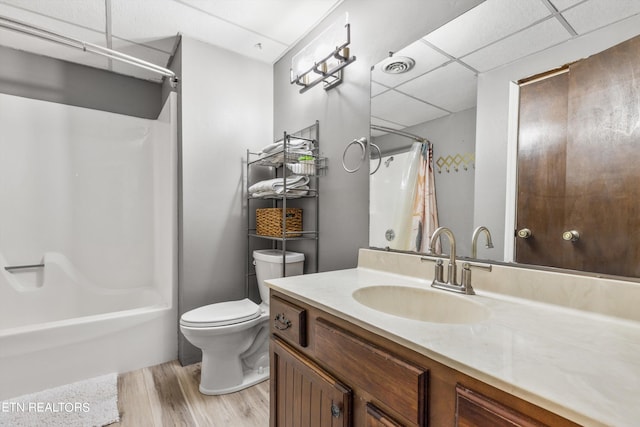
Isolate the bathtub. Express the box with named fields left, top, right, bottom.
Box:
left=0, top=252, right=177, bottom=400
left=0, top=92, right=178, bottom=400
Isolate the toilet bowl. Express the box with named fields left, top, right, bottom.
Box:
left=180, top=249, right=304, bottom=395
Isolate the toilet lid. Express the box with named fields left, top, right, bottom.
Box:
left=180, top=298, right=261, bottom=327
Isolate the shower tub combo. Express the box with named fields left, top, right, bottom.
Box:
left=0, top=93, right=177, bottom=400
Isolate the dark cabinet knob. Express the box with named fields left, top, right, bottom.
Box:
left=331, top=403, right=341, bottom=418
left=274, top=313, right=291, bottom=330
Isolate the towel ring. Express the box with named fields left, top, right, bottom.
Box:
left=342, top=137, right=382, bottom=175
left=369, top=143, right=382, bottom=175
left=342, top=137, right=366, bottom=173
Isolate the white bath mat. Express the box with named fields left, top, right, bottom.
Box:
left=0, top=373, right=119, bottom=427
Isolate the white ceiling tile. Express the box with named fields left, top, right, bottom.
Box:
left=547, top=0, right=584, bottom=12
left=0, top=0, right=106, bottom=31
left=462, top=17, right=572, bottom=72
left=176, top=0, right=342, bottom=45
left=0, top=3, right=108, bottom=68
left=371, top=40, right=450, bottom=88
left=423, top=0, right=552, bottom=57
left=370, top=117, right=404, bottom=130
left=371, top=90, right=449, bottom=128
left=0, top=3, right=106, bottom=45
left=0, top=0, right=347, bottom=78
left=562, top=0, right=640, bottom=34
left=370, top=81, right=388, bottom=97
left=111, top=0, right=285, bottom=63
left=370, top=117, right=405, bottom=137
left=396, top=62, right=477, bottom=112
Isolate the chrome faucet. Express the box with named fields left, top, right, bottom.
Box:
left=471, top=226, right=494, bottom=258
left=429, top=227, right=475, bottom=295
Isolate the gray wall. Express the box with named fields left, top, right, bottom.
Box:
left=178, top=36, right=273, bottom=365
left=273, top=0, right=483, bottom=271
left=416, top=109, right=477, bottom=257
left=473, top=13, right=640, bottom=261
left=0, top=45, right=162, bottom=119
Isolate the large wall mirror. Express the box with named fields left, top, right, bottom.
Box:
left=369, top=0, right=640, bottom=278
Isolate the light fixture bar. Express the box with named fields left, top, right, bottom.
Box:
left=290, top=19, right=356, bottom=93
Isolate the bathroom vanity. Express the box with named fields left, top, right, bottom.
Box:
left=267, top=249, right=640, bottom=426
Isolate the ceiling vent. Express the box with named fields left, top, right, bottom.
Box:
left=380, top=56, right=415, bottom=74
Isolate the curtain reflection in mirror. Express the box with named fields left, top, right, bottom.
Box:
left=370, top=142, right=439, bottom=252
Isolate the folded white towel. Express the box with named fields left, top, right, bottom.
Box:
left=248, top=176, right=309, bottom=194
left=252, top=186, right=309, bottom=198
left=259, top=138, right=312, bottom=154
left=258, top=149, right=313, bottom=165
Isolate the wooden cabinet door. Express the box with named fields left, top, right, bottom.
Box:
left=270, top=336, right=352, bottom=427
left=516, top=34, right=640, bottom=276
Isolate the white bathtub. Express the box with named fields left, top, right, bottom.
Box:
left=0, top=252, right=177, bottom=400
left=0, top=93, right=178, bottom=400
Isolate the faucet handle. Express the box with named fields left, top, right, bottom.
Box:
left=461, top=263, right=475, bottom=295
left=434, top=259, right=444, bottom=283
left=461, top=263, right=471, bottom=287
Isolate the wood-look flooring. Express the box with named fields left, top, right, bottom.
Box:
left=109, top=360, right=269, bottom=427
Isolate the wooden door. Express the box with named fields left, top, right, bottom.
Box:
left=563, top=35, right=640, bottom=277
left=270, top=337, right=352, bottom=427
left=516, top=70, right=568, bottom=268
left=516, top=34, right=640, bottom=276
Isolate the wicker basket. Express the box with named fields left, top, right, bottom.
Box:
left=256, top=208, right=302, bottom=237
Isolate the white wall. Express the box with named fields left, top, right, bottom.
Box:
left=0, top=93, right=164, bottom=289
left=179, top=37, right=273, bottom=364
left=473, top=14, right=640, bottom=261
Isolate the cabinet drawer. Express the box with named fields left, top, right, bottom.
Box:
left=456, top=385, right=546, bottom=427
left=270, top=295, right=307, bottom=347
left=366, top=403, right=404, bottom=427
left=315, top=319, right=428, bottom=426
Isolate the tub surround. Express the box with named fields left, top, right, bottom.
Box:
left=0, top=93, right=178, bottom=401
left=266, top=248, right=640, bottom=427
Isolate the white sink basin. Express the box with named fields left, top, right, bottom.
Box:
left=352, top=285, right=490, bottom=324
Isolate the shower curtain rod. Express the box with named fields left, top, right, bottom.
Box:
left=371, top=124, right=431, bottom=145
left=0, top=15, right=178, bottom=86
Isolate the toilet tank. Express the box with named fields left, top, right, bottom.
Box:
left=253, top=249, right=305, bottom=282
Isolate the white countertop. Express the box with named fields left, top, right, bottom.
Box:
left=267, top=265, right=640, bottom=427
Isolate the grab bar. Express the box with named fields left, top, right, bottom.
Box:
left=4, top=263, right=44, bottom=272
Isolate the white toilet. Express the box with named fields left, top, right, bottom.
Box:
left=180, top=249, right=304, bottom=395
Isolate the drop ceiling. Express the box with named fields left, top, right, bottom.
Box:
left=0, top=0, right=343, bottom=82
left=371, top=0, right=640, bottom=134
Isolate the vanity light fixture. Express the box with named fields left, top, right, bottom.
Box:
left=290, top=13, right=356, bottom=93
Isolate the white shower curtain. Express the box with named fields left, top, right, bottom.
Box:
left=409, top=142, right=439, bottom=253
left=387, top=142, right=439, bottom=252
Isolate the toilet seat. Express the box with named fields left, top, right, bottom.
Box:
left=180, top=298, right=261, bottom=328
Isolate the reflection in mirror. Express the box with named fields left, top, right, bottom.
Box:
left=369, top=0, right=640, bottom=277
